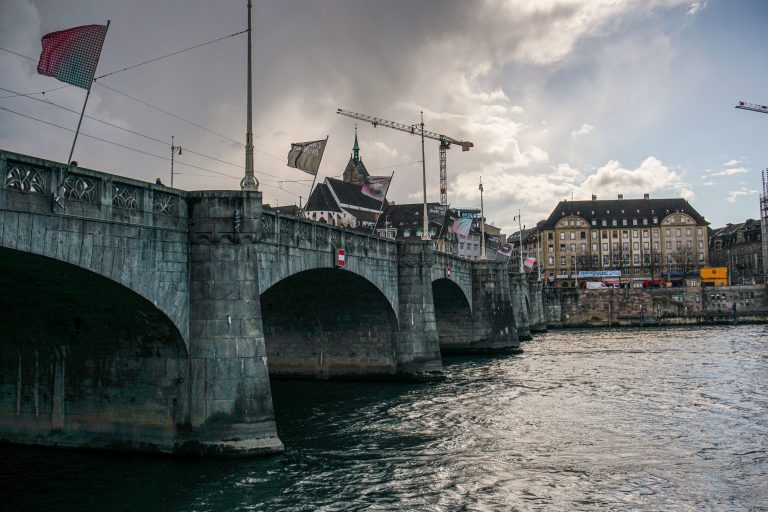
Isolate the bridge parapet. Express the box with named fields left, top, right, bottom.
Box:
left=1, top=151, right=188, bottom=230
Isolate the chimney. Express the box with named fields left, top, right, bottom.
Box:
left=618, top=194, right=623, bottom=200
left=591, top=194, right=597, bottom=201
left=643, top=193, right=650, bottom=200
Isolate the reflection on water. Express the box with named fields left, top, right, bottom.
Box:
left=2, top=325, right=767, bottom=511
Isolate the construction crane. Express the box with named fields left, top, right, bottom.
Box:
left=735, top=100, right=768, bottom=280
left=735, top=101, right=768, bottom=115
left=337, top=108, right=473, bottom=205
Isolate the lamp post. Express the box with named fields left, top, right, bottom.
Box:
left=241, top=0, right=259, bottom=191
left=420, top=112, right=430, bottom=241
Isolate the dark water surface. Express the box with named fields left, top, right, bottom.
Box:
left=2, top=326, right=767, bottom=511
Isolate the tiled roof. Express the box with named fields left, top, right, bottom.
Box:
left=540, top=197, right=707, bottom=229
left=305, top=183, right=341, bottom=212
left=326, top=177, right=387, bottom=212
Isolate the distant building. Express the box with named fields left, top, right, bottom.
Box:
left=304, top=133, right=385, bottom=229
left=539, top=194, right=709, bottom=287
left=374, top=202, right=452, bottom=249
left=709, top=219, right=763, bottom=284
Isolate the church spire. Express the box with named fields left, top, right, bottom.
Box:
left=353, top=126, right=360, bottom=164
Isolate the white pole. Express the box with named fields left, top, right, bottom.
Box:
left=420, top=112, right=430, bottom=240
left=480, top=177, right=486, bottom=260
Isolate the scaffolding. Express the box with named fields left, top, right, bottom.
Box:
left=762, top=169, right=768, bottom=283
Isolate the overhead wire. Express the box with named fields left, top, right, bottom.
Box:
left=0, top=105, right=301, bottom=196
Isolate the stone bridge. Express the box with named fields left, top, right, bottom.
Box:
left=0, top=149, right=523, bottom=457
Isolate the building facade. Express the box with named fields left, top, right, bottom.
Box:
left=538, top=194, right=709, bottom=287
left=709, top=219, right=763, bottom=284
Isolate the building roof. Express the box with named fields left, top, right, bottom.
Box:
left=326, top=177, right=387, bottom=212
left=375, top=202, right=450, bottom=231
left=540, top=196, right=707, bottom=229
left=270, top=205, right=301, bottom=216
left=305, top=183, right=341, bottom=212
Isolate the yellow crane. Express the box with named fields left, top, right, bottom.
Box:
left=337, top=108, right=473, bottom=205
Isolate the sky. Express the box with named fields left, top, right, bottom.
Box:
left=1, top=0, right=767, bottom=234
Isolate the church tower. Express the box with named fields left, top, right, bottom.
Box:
left=342, top=128, right=370, bottom=184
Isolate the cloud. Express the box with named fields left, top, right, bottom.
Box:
left=722, top=159, right=741, bottom=167
left=581, top=156, right=693, bottom=200
left=687, top=1, right=708, bottom=15
left=571, top=123, right=594, bottom=137
left=701, top=181, right=714, bottom=186
left=726, top=188, right=757, bottom=203
left=706, top=167, right=749, bottom=177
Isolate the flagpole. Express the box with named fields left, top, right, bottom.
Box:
left=302, top=135, right=327, bottom=218
left=479, top=176, right=486, bottom=260
left=57, top=20, right=110, bottom=206
left=420, top=112, right=430, bottom=241
left=371, top=171, right=395, bottom=234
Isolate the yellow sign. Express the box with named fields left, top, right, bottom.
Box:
left=700, top=267, right=727, bottom=280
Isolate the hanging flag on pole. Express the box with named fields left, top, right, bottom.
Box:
left=497, top=243, right=513, bottom=257
left=287, top=138, right=327, bottom=176
left=449, top=217, right=473, bottom=238
left=37, top=24, right=109, bottom=89
left=361, top=175, right=392, bottom=201
left=524, top=256, right=537, bottom=268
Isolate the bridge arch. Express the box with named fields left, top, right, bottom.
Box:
left=260, top=268, right=399, bottom=378
left=431, top=277, right=473, bottom=353
left=0, top=247, right=188, bottom=444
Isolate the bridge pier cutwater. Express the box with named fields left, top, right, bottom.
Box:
left=0, top=150, right=524, bottom=456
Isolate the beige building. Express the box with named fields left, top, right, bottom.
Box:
left=539, top=194, right=709, bottom=287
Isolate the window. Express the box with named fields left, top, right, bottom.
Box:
left=698, top=240, right=703, bottom=249
left=592, top=231, right=598, bottom=239
left=666, top=241, right=671, bottom=249
left=653, top=217, right=658, bottom=224
left=643, top=242, right=649, bottom=250
left=654, top=242, right=659, bottom=251
left=602, top=220, right=607, bottom=226
left=633, top=230, right=638, bottom=238
left=643, top=218, right=648, bottom=225
left=633, top=254, right=640, bottom=264
left=676, top=229, right=681, bottom=237
left=560, top=232, right=565, bottom=240
left=570, top=232, right=576, bottom=240
left=676, top=241, right=682, bottom=249
left=603, top=256, right=609, bottom=265
left=686, top=228, right=691, bottom=237
left=580, top=231, right=586, bottom=239
left=612, top=231, right=618, bottom=239
left=622, top=231, right=628, bottom=239
left=686, top=240, right=692, bottom=249
left=548, top=245, right=554, bottom=253
left=603, top=243, right=609, bottom=251
left=665, top=229, right=671, bottom=237
left=697, top=227, right=702, bottom=236
left=591, top=220, right=596, bottom=226
left=560, top=256, right=566, bottom=266
left=592, top=243, right=598, bottom=252
left=602, top=231, right=608, bottom=239
left=460, top=242, right=464, bottom=249
left=570, top=243, right=576, bottom=252
left=548, top=232, right=554, bottom=240
left=633, top=219, right=638, bottom=226
left=560, top=244, right=566, bottom=251
left=622, top=219, right=627, bottom=226
left=580, top=243, right=586, bottom=252
left=612, top=220, right=617, bottom=226
left=643, top=230, right=649, bottom=238
left=548, top=256, right=554, bottom=265
left=633, top=242, right=639, bottom=250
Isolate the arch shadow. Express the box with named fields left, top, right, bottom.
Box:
left=432, top=278, right=472, bottom=353
left=0, top=247, right=188, bottom=443
left=261, top=268, right=399, bottom=378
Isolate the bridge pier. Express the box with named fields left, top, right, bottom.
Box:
left=528, top=280, right=548, bottom=333
left=186, top=191, right=282, bottom=456
left=464, top=261, right=520, bottom=352
left=395, top=239, right=443, bottom=375
left=509, top=273, right=533, bottom=341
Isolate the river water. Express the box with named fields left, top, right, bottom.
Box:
left=2, top=326, right=767, bottom=511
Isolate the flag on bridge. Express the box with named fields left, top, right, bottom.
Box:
left=287, top=137, right=327, bottom=176
left=37, top=24, right=109, bottom=89
left=497, top=243, right=513, bottom=257
left=361, top=175, right=392, bottom=201
left=524, top=256, right=536, bottom=268
left=449, top=217, right=473, bottom=238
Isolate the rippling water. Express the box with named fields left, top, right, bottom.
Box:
left=2, top=325, right=768, bottom=511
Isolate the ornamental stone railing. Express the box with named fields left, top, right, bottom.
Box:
left=0, top=151, right=187, bottom=231
left=259, top=210, right=397, bottom=257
